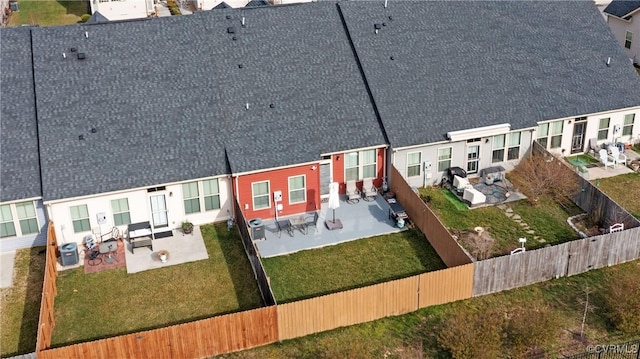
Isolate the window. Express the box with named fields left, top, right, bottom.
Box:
left=507, top=132, right=521, bottom=160
left=536, top=123, right=549, bottom=148
left=70, top=205, right=90, bottom=233
left=550, top=121, right=564, bottom=148
left=492, top=135, right=505, bottom=163
left=344, top=149, right=378, bottom=181
left=288, top=175, right=306, bottom=204
left=625, top=31, right=633, bottom=49
left=344, top=152, right=359, bottom=181
left=623, top=114, right=635, bottom=136
left=598, top=118, right=610, bottom=141
left=252, top=181, right=270, bottom=210
left=0, top=204, right=16, bottom=238
left=111, top=198, right=131, bottom=226
left=407, top=152, right=421, bottom=177
left=16, top=202, right=38, bottom=235
left=437, top=147, right=452, bottom=172
left=362, top=149, right=377, bottom=178
left=203, top=179, right=221, bottom=211
left=182, top=182, right=201, bottom=214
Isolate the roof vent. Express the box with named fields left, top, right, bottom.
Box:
left=70, top=47, right=77, bottom=52
left=384, top=0, right=387, bottom=8
left=390, top=56, right=394, bottom=61
left=269, top=103, right=274, bottom=108
left=382, top=22, right=387, bottom=27
left=77, top=53, right=86, bottom=60
left=91, top=128, right=97, bottom=133
left=79, top=135, right=84, bottom=140
left=388, top=15, right=393, bottom=20
left=232, top=36, right=237, bottom=41
left=227, top=26, right=235, bottom=34
left=226, top=14, right=232, bottom=20
left=606, top=57, right=611, bottom=67
left=374, top=23, right=382, bottom=30
left=84, top=31, right=88, bottom=38
left=245, top=102, right=250, bottom=110
left=62, top=52, right=66, bottom=59
left=241, top=16, right=245, bottom=26
left=238, top=64, right=244, bottom=68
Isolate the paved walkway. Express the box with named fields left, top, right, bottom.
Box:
left=1, top=250, right=16, bottom=288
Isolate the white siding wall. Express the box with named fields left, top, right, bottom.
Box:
left=47, top=176, right=232, bottom=246
left=199, top=0, right=249, bottom=10
left=606, top=13, right=640, bottom=65
left=0, top=200, right=48, bottom=251
left=91, top=0, right=152, bottom=20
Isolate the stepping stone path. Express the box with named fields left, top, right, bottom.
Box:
left=499, top=205, right=546, bottom=244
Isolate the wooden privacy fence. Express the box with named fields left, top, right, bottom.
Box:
left=37, top=306, right=279, bottom=359
left=474, top=226, right=640, bottom=296
left=390, top=166, right=472, bottom=267
left=35, top=221, right=58, bottom=352
left=234, top=200, right=277, bottom=306
left=278, top=264, right=474, bottom=341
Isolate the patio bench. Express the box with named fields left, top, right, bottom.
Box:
left=128, top=221, right=153, bottom=253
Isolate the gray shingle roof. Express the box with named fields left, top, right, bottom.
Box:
left=86, top=11, right=110, bottom=24
left=201, top=4, right=385, bottom=174
left=31, top=16, right=229, bottom=201
left=603, top=0, right=640, bottom=18
left=339, top=1, right=640, bottom=148
left=0, top=27, right=42, bottom=202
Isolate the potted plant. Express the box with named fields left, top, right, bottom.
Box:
left=181, top=221, right=193, bottom=234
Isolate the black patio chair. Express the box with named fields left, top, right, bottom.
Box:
left=276, top=220, right=293, bottom=238
left=305, top=212, right=319, bottom=233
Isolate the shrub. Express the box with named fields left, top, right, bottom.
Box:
left=604, top=271, right=640, bottom=334
left=510, top=153, right=579, bottom=207
left=438, top=307, right=504, bottom=359
left=506, top=304, right=559, bottom=358
left=80, top=14, right=91, bottom=23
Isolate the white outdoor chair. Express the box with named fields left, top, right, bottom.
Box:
left=609, top=146, right=627, bottom=167
left=598, top=149, right=615, bottom=170
left=346, top=180, right=361, bottom=204
left=361, top=178, right=377, bottom=201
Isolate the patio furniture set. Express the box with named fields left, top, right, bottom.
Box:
left=346, top=178, right=378, bottom=204
left=276, top=212, right=319, bottom=238
left=84, top=227, right=121, bottom=266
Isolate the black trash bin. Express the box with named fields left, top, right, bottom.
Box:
left=248, top=218, right=265, bottom=241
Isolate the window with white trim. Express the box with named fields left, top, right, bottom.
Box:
left=0, top=204, right=16, bottom=238
left=492, top=134, right=505, bottom=163
left=252, top=181, right=270, bottom=210
left=111, top=198, right=131, bottom=226
left=70, top=204, right=90, bottom=233
left=598, top=118, right=610, bottom=141
left=407, top=152, right=421, bottom=177
left=288, top=175, right=306, bottom=204
left=507, top=132, right=521, bottom=160
left=203, top=179, right=221, bottom=211
left=625, top=31, right=633, bottom=49
left=623, top=114, right=635, bottom=136
left=16, top=202, right=38, bottom=235
left=344, top=149, right=378, bottom=181
left=437, top=147, right=452, bottom=172
left=182, top=182, right=201, bottom=214
left=536, top=123, right=549, bottom=148
left=550, top=121, right=563, bottom=148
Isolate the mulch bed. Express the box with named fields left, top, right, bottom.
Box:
left=83, top=239, right=126, bottom=274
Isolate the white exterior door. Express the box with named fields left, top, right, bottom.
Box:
left=149, top=194, right=168, bottom=229
left=466, top=145, right=480, bottom=174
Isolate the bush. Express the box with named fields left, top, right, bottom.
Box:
left=80, top=14, right=91, bottom=23
left=604, top=271, right=640, bottom=334
left=438, top=307, right=504, bottom=359
left=506, top=305, right=559, bottom=358
left=510, top=153, right=579, bottom=207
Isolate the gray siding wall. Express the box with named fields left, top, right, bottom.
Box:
left=0, top=200, right=48, bottom=251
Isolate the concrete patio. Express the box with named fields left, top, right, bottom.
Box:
left=572, top=148, right=640, bottom=180
left=254, top=194, right=407, bottom=258
left=124, top=226, right=208, bottom=274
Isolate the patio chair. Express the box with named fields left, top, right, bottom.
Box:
left=305, top=212, right=319, bottom=233
left=346, top=180, right=360, bottom=204
left=587, top=138, right=600, bottom=156
left=598, top=149, right=614, bottom=170
left=610, top=146, right=627, bottom=167
left=361, top=178, right=378, bottom=201
left=276, top=220, right=293, bottom=238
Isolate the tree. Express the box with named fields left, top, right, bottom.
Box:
left=509, top=153, right=579, bottom=206
left=438, top=308, right=504, bottom=359
left=604, top=271, right=640, bottom=334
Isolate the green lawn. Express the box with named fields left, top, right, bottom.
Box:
left=262, top=229, right=446, bottom=303
left=594, top=172, right=640, bottom=219
left=420, top=186, right=581, bottom=257
left=566, top=154, right=599, bottom=166
left=8, top=0, right=89, bottom=27
left=226, top=259, right=640, bottom=358
left=0, top=247, right=46, bottom=357
left=51, top=223, right=263, bottom=346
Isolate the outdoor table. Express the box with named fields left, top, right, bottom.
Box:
left=289, top=216, right=308, bottom=235
left=99, top=241, right=118, bottom=263
left=387, top=199, right=408, bottom=222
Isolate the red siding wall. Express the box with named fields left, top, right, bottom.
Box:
left=236, top=164, right=321, bottom=220
left=334, top=148, right=385, bottom=194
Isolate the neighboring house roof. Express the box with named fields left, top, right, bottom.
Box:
left=212, top=2, right=231, bottom=9
left=0, top=27, right=42, bottom=202
left=203, top=3, right=385, bottom=174
left=244, top=0, right=270, bottom=7
left=339, top=1, right=640, bottom=148
left=603, top=0, right=640, bottom=19
left=31, top=16, right=229, bottom=201
left=85, top=11, right=110, bottom=24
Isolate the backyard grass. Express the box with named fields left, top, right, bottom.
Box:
left=51, top=223, right=263, bottom=346
left=261, top=229, right=446, bottom=303
left=7, top=0, right=89, bottom=27
left=593, top=172, right=640, bottom=219
left=566, top=153, right=599, bottom=166
left=420, top=186, right=582, bottom=257
left=0, top=247, right=46, bottom=357
left=226, top=259, right=640, bottom=358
